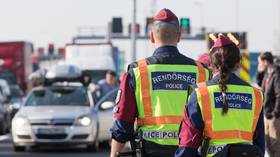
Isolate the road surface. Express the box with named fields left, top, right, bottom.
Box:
left=0, top=134, right=110, bottom=157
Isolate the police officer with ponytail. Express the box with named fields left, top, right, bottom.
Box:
left=175, top=35, right=265, bottom=157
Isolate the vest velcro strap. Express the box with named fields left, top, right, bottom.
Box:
left=137, top=116, right=183, bottom=126
left=195, top=61, right=207, bottom=83
left=138, top=59, right=153, bottom=117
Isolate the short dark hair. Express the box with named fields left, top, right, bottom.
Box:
left=260, top=52, right=274, bottom=64
left=106, top=70, right=117, bottom=77
left=153, top=21, right=179, bottom=44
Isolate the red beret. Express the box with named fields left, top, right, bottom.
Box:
left=153, top=8, right=179, bottom=23
left=211, top=34, right=234, bottom=50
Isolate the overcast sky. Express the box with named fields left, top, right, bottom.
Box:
left=0, top=0, right=279, bottom=53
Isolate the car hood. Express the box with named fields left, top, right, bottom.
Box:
left=17, top=106, right=91, bottom=120
left=11, top=98, right=23, bottom=102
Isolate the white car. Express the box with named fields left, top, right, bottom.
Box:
left=12, top=84, right=115, bottom=152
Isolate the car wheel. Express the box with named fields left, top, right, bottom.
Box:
left=5, top=124, right=10, bottom=134
left=87, top=123, right=99, bottom=152
left=100, top=140, right=111, bottom=149
left=87, top=140, right=99, bottom=152
left=13, top=145, right=26, bottom=152
left=3, top=115, right=9, bottom=134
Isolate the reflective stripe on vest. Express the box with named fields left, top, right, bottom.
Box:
left=197, top=82, right=262, bottom=140
left=195, top=61, right=207, bottom=83
left=138, top=59, right=153, bottom=117
left=137, top=115, right=183, bottom=126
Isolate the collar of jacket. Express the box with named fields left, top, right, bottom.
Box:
left=210, top=73, right=242, bottom=84
left=153, top=45, right=180, bottom=56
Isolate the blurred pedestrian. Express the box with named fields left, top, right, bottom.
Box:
left=110, top=8, right=210, bottom=157
left=94, top=70, right=119, bottom=102
left=257, top=52, right=280, bottom=157
left=176, top=35, right=264, bottom=157
left=256, top=52, right=273, bottom=90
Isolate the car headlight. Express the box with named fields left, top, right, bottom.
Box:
left=14, top=116, right=29, bottom=126
left=46, top=71, right=56, bottom=79
left=76, top=116, right=91, bottom=126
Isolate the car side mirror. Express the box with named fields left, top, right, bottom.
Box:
left=100, top=101, right=115, bottom=110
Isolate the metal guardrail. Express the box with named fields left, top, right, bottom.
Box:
left=72, top=33, right=205, bottom=43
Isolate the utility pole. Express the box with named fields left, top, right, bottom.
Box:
left=193, top=0, right=205, bottom=51
left=278, top=0, right=280, bottom=54
left=235, top=0, right=239, bottom=31
left=106, top=22, right=112, bottom=42
left=151, top=0, right=157, bottom=16
left=131, top=0, right=137, bottom=62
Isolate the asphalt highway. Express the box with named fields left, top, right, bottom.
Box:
left=0, top=134, right=109, bottom=157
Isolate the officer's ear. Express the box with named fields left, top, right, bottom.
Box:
left=150, top=32, right=155, bottom=43
left=234, top=61, right=241, bottom=71
left=177, top=32, right=181, bottom=43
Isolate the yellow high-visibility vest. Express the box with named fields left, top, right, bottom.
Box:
left=195, top=82, right=263, bottom=157
left=133, top=59, right=209, bottom=146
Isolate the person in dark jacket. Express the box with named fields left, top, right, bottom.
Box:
left=256, top=52, right=273, bottom=90
left=257, top=52, right=280, bottom=157
left=94, top=70, right=119, bottom=102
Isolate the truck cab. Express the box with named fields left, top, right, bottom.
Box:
left=0, top=41, right=33, bottom=92
left=64, top=42, right=118, bottom=83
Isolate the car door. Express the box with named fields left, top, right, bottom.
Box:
left=95, top=88, right=118, bottom=141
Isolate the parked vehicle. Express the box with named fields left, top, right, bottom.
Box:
left=9, top=85, right=24, bottom=119
left=0, top=79, right=12, bottom=135
left=0, top=102, right=8, bottom=134
left=93, top=87, right=118, bottom=145
left=0, top=41, right=33, bottom=92
left=11, top=65, right=114, bottom=152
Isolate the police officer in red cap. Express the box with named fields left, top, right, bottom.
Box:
left=110, top=8, right=210, bottom=157
left=175, top=35, right=265, bottom=157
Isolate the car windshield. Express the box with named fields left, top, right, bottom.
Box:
left=25, top=87, right=90, bottom=106
left=85, top=70, right=107, bottom=83
left=0, top=72, right=17, bottom=84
